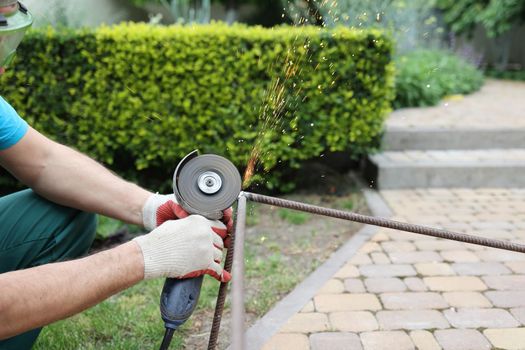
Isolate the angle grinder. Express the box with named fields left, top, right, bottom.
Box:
left=159, top=150, right=242, bottom=350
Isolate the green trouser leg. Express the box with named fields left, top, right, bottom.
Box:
left=0, top=189, right=97, bottom=350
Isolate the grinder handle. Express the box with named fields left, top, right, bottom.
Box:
left=160, top=276, right=204, bottom=330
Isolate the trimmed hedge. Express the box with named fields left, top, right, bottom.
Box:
left=394, top=49, right=484, bottom=109
left=2, top=23, right=394, bottom=192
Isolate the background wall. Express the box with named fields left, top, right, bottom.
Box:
left=474, top=25, right=525, bottom=68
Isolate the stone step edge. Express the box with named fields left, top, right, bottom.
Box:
left=370, top=151, right=525, bottom=168
left=365, top=153, right=525, bottom=189
left=383, top=128, right=525, bottom=151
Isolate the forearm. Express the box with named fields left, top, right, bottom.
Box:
left=0, top=242, right=144, bottom=340
left=0, top=128, right=151, bottom=226
left=31, top=142, right=151, bottom=225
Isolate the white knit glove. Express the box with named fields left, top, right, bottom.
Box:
left=142, top=194, right=189, bottom=232
left=133, top=215, right=231, bottom=282
left=142, top=193, right=235, bottom=240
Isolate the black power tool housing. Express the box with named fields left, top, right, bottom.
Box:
left=159, top=150, right=241, bottom=350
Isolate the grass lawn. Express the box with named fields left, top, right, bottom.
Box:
left=34, top=189, right=367, bottom=349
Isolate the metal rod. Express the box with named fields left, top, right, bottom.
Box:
left=207, top=207, right=239, bottom=350
left=231, top=195, right=247, bottom=350
left=243, top=192, right=525, bottom=253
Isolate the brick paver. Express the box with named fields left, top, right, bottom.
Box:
left=485, top=291, right=525, bottom=308
left=309, top=332, right=363, bottom=350
left=344, top=278, right=366, bottom=293
left=361, top=331, right=414, bottom=350
left=410, top=330, right=441, bottom=350
left=483, top=328, right=525, bottom=349
left=380, top=292, right=447, bottom=310
left=442, top=291, right=492, bottom=308
left=452, top=262, right=511, bottom=275
left=377, top=310, right=449, bottom=330
left=261, top=333, right=309, bottom=350
left=314, top=294, right=381, bottom=312
left=280, top=313, right=330, bottom=333
left=434, top=329, right=491, bottom=350
left=364, top=277, right=407, bottom=293
left=318, top=279, right=344, bottom=294
left=511, top=308, right=525, bottom=325
left=404, top=277, right=427, bottom=291
left=329, top=311, right=378, bottom=332
left=423, top=276, right=487, bottom=291
left=444, top=308, right=519, bottom=328
left=262, top=188, right=525, bottom=350
left=415, top=262, right=455, bottom=276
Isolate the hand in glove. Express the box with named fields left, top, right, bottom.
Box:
left=142, top=194, right=188, bottom=231
left=142, top=194, right=234, bottom=236
left=133, top=215, right=231, bottom=282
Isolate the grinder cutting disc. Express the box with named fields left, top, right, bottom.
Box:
left=173, top=151, right=242, bottom=220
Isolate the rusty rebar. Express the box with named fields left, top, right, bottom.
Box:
left=231, top=195, right=247, bottom=350
left=243, top=192, right=525, bottom=253
left=207, top=203, right=241, bottom=350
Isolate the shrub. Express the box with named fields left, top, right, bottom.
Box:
left=2, top=23, right=394, bottom=192
left=485, top=69, right=525, bottom=81
left=394, top=49, right=484, bottom=109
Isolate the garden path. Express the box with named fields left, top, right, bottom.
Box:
left=248, top=79, right=525, bottom=350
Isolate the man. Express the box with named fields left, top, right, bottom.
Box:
left=0, top=1, right=232, bottom=349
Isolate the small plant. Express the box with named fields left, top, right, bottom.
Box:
left=278, top=208, right=310, bottom=225
left=246, top=202, right=260, bottom=227
left=96, top=216, right=142, bottom=241
left=341, top=199, right=354, bottom=211
left=96, top=216, right=124, bottom=240
left=394, top=49, right=484, bottom=108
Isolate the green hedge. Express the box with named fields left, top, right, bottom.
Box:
left=2, top=23, right=394, bottom=192
left=394, top=49, right=484, bottom=109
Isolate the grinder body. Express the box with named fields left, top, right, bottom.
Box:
left=159, top=151, right=241, bottom=349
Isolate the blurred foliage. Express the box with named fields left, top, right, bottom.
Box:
left=284, top=0, right=443, bottom=53
left=1, top=23, right=394, bottom=193
left=127, top=0, right=266, bottom=24
left=436, top=0, right=525, bottom=38
left=394, top=49, right=484, bottom=108
left=485, top=69, right=525, bottom=81
left=129, top=0, right=213, bottom=23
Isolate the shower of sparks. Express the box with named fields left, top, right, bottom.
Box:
left=242, top=0, right=341, bottom=189
left=242, top=47, right=305, bottom=188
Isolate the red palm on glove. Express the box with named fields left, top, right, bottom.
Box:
left=143, top=194, right=234, bottom=247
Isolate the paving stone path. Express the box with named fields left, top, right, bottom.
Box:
left=262, top=188, right=525, bottom=350
left=253, top=80, right=525, bottom=350
left=386, top=79, right=525, bottom=130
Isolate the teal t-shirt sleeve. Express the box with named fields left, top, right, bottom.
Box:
left=0, top=96, right=28, bottom=150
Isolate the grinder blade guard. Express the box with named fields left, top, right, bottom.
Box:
left=159, top=150, right=241, bottom=350
left=173, top=150, right=242, bottom=220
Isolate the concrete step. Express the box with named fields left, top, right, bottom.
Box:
left=366, top=149, right=525, bottom=189
left=384, top=128, right=525, bottom=151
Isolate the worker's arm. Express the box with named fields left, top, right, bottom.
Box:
left=0, top=241, right=143, bottom=340
left=0, top=127, right=151, bottom=226
left=0, top=216, right=230, bottom=340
